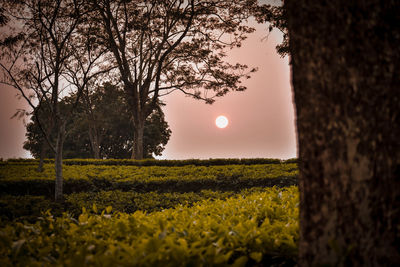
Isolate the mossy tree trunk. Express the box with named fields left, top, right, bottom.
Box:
left=285, top=0, right=400, bottom=265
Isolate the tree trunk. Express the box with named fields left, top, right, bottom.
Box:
left=92, top=139, right=100, bottom=159
left=37, top=140, right=47, bottom=172
left=286, top=0, right=400, bottom=265
left=54, top=121, right=66, bottom=202
left=37, top=118, right=53, bottom=172
left=131, top=118, right=145, bottom=160
left=88, top=124, right=101, bottom=159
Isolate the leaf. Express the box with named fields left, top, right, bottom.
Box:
left=232, top=256, right=248, bottom=267
left=177, top=238, right=188, bottom=249
left=79, top=213, right=88, bottom=224
left=106, top=206, right=112, bottom=213
left=249, top=252, right=263, bottom=263
left=92, top=203, right=98, bottom=213
left=269, top=25, right=273, bottom=32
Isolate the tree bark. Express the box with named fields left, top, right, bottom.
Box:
left=54, top=121, right=66, bottom=202
left=286, top=0, right=400, bottom=265
left=132, top=118, right=145, bottom=160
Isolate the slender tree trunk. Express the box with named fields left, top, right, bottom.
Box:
left=37, top=117, right=53, bottom=172
left=131, top=118, right=144, bottom=160
left=286, top=0, right=400, bottom=265
left=54, top=121, right=66, bottom=202
left=37, top=140, right=47, bottom=172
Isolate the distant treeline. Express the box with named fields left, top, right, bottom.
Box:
left=1, top=158, right=298, bottom=166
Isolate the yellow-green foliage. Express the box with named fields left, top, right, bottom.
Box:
left=0, top=163, right=298, bottom=182
left=0, top=189, right=261, bottom=223
left=65, top=188, right=266, bottom=215
left=0, top=186, right=299, bottom=266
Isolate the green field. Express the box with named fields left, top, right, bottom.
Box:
left=0, top=159, right=299, bottom=266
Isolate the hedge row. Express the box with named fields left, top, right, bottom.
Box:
left=0, top=188, right=266, bottom=223
left=0, top=176, right=298, bottom=197
left=1, top=157, right=298, bottom=166
left=1, top=163, right=298, bottom=183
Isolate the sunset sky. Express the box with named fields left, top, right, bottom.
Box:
left=0, top=20, right=297, bottom=160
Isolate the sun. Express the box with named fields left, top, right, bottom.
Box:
left=215, top=115, right=229, bottom=128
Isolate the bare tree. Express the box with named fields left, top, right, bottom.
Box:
left=88, top=0, right=258, bottom=159
left=0, top=0, right=93, bottom=201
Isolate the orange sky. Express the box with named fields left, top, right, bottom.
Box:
left=0, top=20, right=297, bottom=160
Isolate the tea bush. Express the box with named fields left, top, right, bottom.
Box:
left=0, top=186, right=299, bottom=266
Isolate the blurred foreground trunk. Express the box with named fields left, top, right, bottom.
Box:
left=286, top=0, right=400, bottom=265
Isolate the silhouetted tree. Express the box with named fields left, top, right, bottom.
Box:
left=286, top=0, right=400, bottom=265
left=87, top=0, right=258, bottom=159
left=24, top=83, right=171, bottom=159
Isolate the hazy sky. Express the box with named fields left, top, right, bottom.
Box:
left=0, top=21, right=297, bottom=160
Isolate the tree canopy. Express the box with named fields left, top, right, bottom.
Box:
left=24, top=83, right=171, bottom=159
left=252, top=0, right=288, bottom=57
left=85, top=0, right=258, bottom=159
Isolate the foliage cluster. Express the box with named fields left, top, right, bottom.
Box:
left=0, top=188, right=266, bottom=224
left=0, top=187, right=298, bottom=266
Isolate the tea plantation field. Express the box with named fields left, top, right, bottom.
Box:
left=0, top=159, right=299, bottom=266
